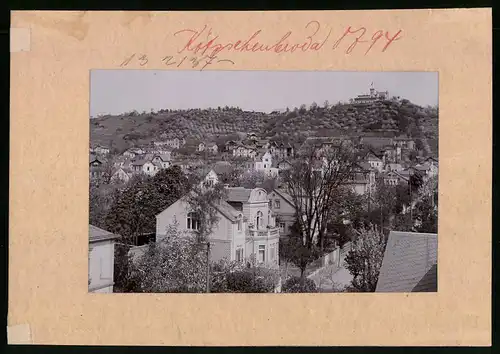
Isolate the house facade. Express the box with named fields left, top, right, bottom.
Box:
left=111, top=167, right=132, bottom=183
left=155, top=187, right=280, bottom=269
left=233, top=145, right=257, bottom=159
left=206, top=142, right=218, bottom=154
left=254, top=151, right=279, bottom=178
left=94, top=145, right=110, bottom=155
left=132, top=160, right=158, bottom=176
left=89, top=225, right=119, bottom=293
left=90, top=154, right=105, bottom=180
left=151, top=154, right=171, bottom=169
left=268, top=189, right=296, bottom=237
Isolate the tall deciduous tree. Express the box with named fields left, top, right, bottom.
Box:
left=281, top=142, right=357, bottom=250
left=344, top=225, right=387, bottom=292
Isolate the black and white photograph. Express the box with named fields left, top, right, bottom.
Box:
left=88, top=71, right=438, bottom=294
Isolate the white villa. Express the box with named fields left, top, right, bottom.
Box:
left=254, top=151, right=279, bottom=178
left=155, top=187, right=280, bottom=268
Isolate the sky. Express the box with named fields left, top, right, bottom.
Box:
left=90, top=71, right=438, bottom=117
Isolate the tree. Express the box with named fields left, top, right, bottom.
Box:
left=89, top=182, right=116, bottom=228
left=281, top=142, right=357, bottom=251
left=132, top=222, right=208, bottom=293
left=280, top=221, right=321, bottom=285
left=113, top=243, right=141, bottom=293
left=105, top=166, right=189, bottom=245
left=413, top=195, right=438, bottom=233
left=344, top=225, right=387, bottom=292
left=183, top=173, right=229, bottom=292
left=238, top=169, right=267, bottom=189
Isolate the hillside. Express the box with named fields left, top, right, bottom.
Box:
left=90, top=99, right=438, bottom=155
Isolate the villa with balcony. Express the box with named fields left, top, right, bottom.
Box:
left=155, top=186, right=280, bottom=269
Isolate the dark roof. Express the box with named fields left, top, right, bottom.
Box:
left=212, top=163, right=232, bottom=175
left=132, top=159, right=148, bottom=166
left=226, top=187, right=253, bottom=202
left=89, top=225, right=120, bottom=243
left=361, top=136, right=394, bottom=149
left=214, top=200, right=242, bottom=220
left=153, top=154, right=171, bottom=162
left=412, top=264, right=438, bottom=292
left=271, top=189, right=295, bottom=207
left=356, top=162, right=372, bottom=171
left=89, top=154, right=101, bottom=164
left=376, top=231, right=438, bottom=292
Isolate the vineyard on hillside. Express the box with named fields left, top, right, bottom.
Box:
left=90, top=99, right=438, bottom=155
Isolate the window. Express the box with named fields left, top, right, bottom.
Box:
left=279, top=222, right=285, bottom=232
left=258, top=245, right=265, bottom=263
left=237, top=220, right=242, bottom=231
left=236, top=248, right=244, bottom=262
left=256, top=211, right=263, bottom=229
left=268, top=200, right=272, bottom=209
left=187, top=212, right=200, bottom=230
left=270, top=244, right=276, bottom=261
left=274, top=200, right=281, bottom=209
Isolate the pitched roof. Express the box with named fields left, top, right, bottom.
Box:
left=89, top=225, right=120, bottom=242
left=412, top=264, right=438, bottom=292
left=226, top=187, right=253, bottom=202
left=376, top=231, right=438, bottom=292
left=361, top=136, right=394, bottom=148
left=132, top=159, right=149, bottom=166
left=271, top=188, right=295, bottom=207
left=356, top=161, right=372, bottom=171
left=153, top=154, right=171, bottom=162
left=212, top=162, right=232, bottom=175
left=214, top=199, right=242, bottom=220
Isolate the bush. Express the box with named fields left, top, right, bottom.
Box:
left=282, top=276, right=318, bottom=293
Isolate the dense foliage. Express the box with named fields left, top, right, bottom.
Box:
left=344, top=225, right=387, bottom=292
left=104, top=166, right=189, bottom=243
left=282, top=276, right=318, bottom=293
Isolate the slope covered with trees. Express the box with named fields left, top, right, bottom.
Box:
left=90, top=99, right=438, bottom=156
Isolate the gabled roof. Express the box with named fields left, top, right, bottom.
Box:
left=89, top=225, right=120, bottom=243
left=271, top=189, right=295, bottom=208
left=132, top=159, right=149, bottom=166
left=152, top=154, right=171, bottom=162
left=214, top=199, right=242, bottom=220
left=89, top=154, right=101, bottom=163
left=226, top=187, right=253, bottom=202
left=361, top=136, right=394, bottom=148
left=376, top=231, right=438, bottom=292
left=356, top=161, right=372, bottom=171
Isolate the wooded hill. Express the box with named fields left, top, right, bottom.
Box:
left=90, top=98, right=438, bottom=155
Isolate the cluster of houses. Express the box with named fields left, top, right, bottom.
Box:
left=89, top=127, right=439, bottom=293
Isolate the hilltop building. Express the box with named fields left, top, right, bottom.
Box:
left=350, top=83, right=389, bottom=105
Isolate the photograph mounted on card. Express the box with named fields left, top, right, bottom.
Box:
left=9, top=10, right=491, bottom=346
